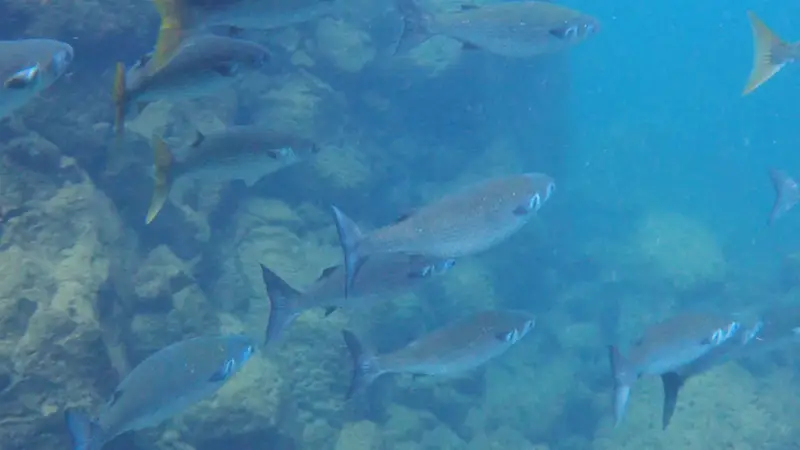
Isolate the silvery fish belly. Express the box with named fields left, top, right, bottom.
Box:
left=0, top=39, right=73, bottom=120
left=64, top=335, right=255, bottom=450
left=341, top=310, right=534, bottom=399
left=383, top=310, right=536, bottom=375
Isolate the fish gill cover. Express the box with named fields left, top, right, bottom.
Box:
left=0, top=0, right=798, bottom=449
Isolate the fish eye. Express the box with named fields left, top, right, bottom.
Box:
left=528, top=193, right=541, bottom=211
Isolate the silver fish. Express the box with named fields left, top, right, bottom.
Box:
left=609, top=312, right=741, bottom=428
left=145, top=127, right=319, bottom=224
left=185, top=0, right=342, bottom=32
left=394, top=0, right=599, bottom=57
left=331, top=173, right=555, bottom=296
left=0, top=39, right=73, bottom=120
left=112, top=0, right=269, bottom=140
left=342, top=309, right=535, bottom=399
left=64, top=334, right=254, bottom=450
left=259, top=254, right=456, bottom=346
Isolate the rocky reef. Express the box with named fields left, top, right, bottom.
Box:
left=0, top=0, right=797, bottom=449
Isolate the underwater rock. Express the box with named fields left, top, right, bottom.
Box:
left=313, top=18, right=377, bottom=73
left=0, top=154, right=131, bottom=449
left=335, top=420, right=381, bottom=450
left=132, top=245, right=194, bottom=312
left=629, top=210, right=726, bottom=291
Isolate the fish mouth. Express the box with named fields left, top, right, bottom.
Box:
left=51, top=46, right=74, bottom=76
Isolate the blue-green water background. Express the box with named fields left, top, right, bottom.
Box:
left=1, top=0, right=800, bottom=448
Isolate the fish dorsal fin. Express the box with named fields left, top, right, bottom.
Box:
left=460, top=4, right=479, bottom=10
left=152, top=0, right=189, bottom=70
left=743, top=11, right=790, bottom=95
left=324, top=307, right=337, bottom=317
left=190, top=130, right=205, bottom=148
left=318, top=265, right=338, bottom=280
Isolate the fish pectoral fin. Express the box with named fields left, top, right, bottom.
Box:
left=323, top=307, right=337, bottom=317
left=318, top=265, right=338, bottom=280
left=660, top=372, right=685, bottom=430
left=411, top=373, right=428, bottom=381
left=208, top=358, right=235, bottom=382
left=107, top=389, right=124, bottom=408
left=4, top=64, right=40, bottom=89
left=393, top=210, right=415, bottom=223
left=460, top=41, right=482, bottom=51
left=190, top=130, right=206, bottom=148
left=213, top=63, right=239, bottom=77
left=460, top=3, right=479, bottom=10
left=512, top=205, right=529, bottom=216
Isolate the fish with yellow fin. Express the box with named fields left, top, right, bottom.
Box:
left=743, top=11, right=800, bottom=95
left=112, top=0, right=269, bottom=140
left=145, top=127, right=320, bottom=224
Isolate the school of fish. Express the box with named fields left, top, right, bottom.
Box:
left=0, top=0, right=797, bottom=447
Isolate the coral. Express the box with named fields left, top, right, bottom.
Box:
left=629, top=210, right=726, bottom=290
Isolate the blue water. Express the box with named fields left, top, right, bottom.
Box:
left=2, top=0, right=800, bottom=449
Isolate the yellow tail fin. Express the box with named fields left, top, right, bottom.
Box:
left=152, top=0, right=187, bottom=69
left=743, top=11, right=789, bottom=95
left=146, top=135, right=174, bottom=224
left=113, top=62, right=126, bottom=142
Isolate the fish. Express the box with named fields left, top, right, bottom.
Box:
left=331, top=173, right=555, bottom=297
left=608, top=312, right=742, bottom=428
left=64, top=334, right=254, bottom=450
left=654, top=317, right=762, bottom=429
left=0, top=39, right=73, bottom=120
left=112, top=0, right=269, bottom=140
left=743, top=11, right=800, bottom=95
left=182, top=0, right=342, bottom=33
left=393, top=0, right=599, bottom=57
left=768, top=168, right=799, bottom=225
left=145, top=127, right=320, bottom=224
left=341, top=309, right=535, bottom=399
left=259, top=254, right=456, bottom=347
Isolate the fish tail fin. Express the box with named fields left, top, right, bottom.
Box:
left=660, top=372, right=685, bottom=430
left=259, top=263, right=302, bottom=347
left=743, top=11, right=791, bottom=95
left=112, top=62, right=126, bottom=143
left=341, top=329, right=381, bottom=400
left=64, top=408, right=103, bottom=450
left=330, top=205, right=366, bottom=298
left=768, top=168, right=799, bottom=225
left=146, top=135, right=174, bottom=224
left=393, top=0, right=432, bottom=55
left=152, top=0, right=187, bottom=68
left=608, top=345, right=633, bottom=428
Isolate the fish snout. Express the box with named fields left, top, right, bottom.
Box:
left=51, top=45, right=74, bottom=76
left=584, top=17, right=601, bottom=37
